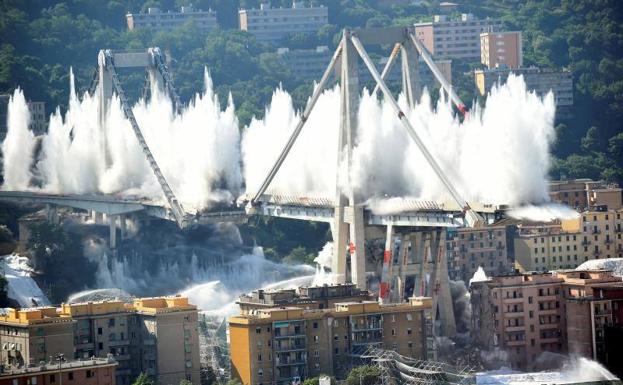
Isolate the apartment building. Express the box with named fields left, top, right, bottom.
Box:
left=126, top=6, right=217, bottom=32
left=132, top=297, right=201, bottom=385
left=238, top=284, right=374, bottom=314
left=27, top=101, right=46, bottom=135
left=276, top=46, right=333, bottom=80
left=414, top=14, right=503, bottom=60
left=0, top=357, right=117, bottom=385
left=59, top=301, right=134, bottom=385
left=578, top=208, right=623, bottom=261
left=229, top=297, right=433, bottom=385
left=1, top=296, right=199, bottom=385
left=470, top=272, right=566, bottom=370
left=0, top=307, right=74, bottom=367
left=239, top=3, right=328, bottom=44
left=474, top=67, right=573, bottom=118
left=446, top=225, right=510, bottom=282
left=480, top=31, right=522, bottom=69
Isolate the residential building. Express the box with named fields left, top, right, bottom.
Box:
left=132, top=297, right=201, bottom=385
left=480, top=31, right=523, bottom=69
left=27, top=101, right=46, bottom=135
left=555, top=270, right=623, bottom=367
left=1, top=296, right=199, bottom=385
left=514, top=219, right=584, bottom=272
left=276, top=46, right=333, bottom=80
left=0, top=357, right=117, bottom=385
left=239, top=3, right=328, bottom=44
left=59, top=301, right=134, bottom=385
left=470, top=272, right=566, bottom=370
left=126, top=6, right=217, bottom=32
left=229, top=297, right=433, bottom=385
left=0, top=307, right=74, bottom=367
left=446, top=225, right=510, bottom=282
left=237, top=284, right=374, bottom=314
left=1, top=94, right=10, bottom=141
left=578, top=209, right=623, bottom=261
left=473, top=67, right=573, bottom=118
left=547, top=179, right=622, bottom=211
left=414, top=14, right=503, bottom=60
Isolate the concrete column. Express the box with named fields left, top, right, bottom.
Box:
left=119, top=215, right=127, bottom=240
left=109, top=214, right=117, bottom=249
left=349, top=205, right=366, bottom=289
left=331, top=212, right=348, bottom=284
left=379, top=224, right=395, bottom=303
left=429, top=229, right=457, bottom=338
left=45, top=204, right=58, bottom=225
left=401, top=41, right=421, bottom=109
left=92, top=211, right=104, bottom=224
left=98, top=50, right=113, bottom=167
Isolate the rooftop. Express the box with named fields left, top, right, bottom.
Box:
left=0, top=357, right=117, bottom=377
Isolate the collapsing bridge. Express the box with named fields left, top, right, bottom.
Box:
left=1, top=27, right=507, bottom=338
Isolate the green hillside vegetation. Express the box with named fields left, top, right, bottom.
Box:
left=1, top=0, right=621, bottom=184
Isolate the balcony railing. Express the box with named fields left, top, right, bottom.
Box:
left=581, top=240, right=591, bottom=246
left=592, top=228, right=601, bottom=234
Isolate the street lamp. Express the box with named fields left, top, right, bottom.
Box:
left=56, top=353, right=65, bottom=385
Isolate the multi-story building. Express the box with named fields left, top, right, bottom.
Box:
left=276, top=46, right=333, bottom=80
left=238, top=284, right=374, bottom=314
left=514, top=219, right=584, bottom=272
left=1, top=296, right=199, bottom=385
left=578, top=208, right=623, bottom=261
left=27, top=101, right=46, bottom=135
left=470, top=272, right=566, bottom=370
left=473, top=67, right=573, bottom=118
left=0, top=357, right=117, bottom=385
left=239, top=3, right=328, bottom=44
left=414, top=14, right=503, bottom=60
left=229, top=297, right=433, bottom=385
left=126, top=6, right=217, bottom=32
left=0, top=307, right=74, bottom=367
left=446, top=224, right=510, bottom=282
left=480, top=31, right=522, bottom=69
left=59, top=301, right=134, bottom=385
left=132, top=297, right=201, bottom=385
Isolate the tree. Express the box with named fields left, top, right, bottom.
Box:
left=345, top=365, right=381, bottom=385
left=225, top=379, right=242, bottom=385
left=180, top=380, right=193, bottom=385
left=200, top=366, right=217, bottom=385
left=132, top=373, right=155, bottom=385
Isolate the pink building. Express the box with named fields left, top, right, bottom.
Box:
left=480, top=31, right=523, bottom=69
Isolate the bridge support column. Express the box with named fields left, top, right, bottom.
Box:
left=97, top=50, right=112, bottom=167
left=91, top=211, right=104, bottom=224
left=401, top=40, right=421, bottom=108
left=379, top=224, right=394, bottom=303
left=430, top=228, right=456, bottom=338
left=45, top=204, right=58, bottom=225
left=119, top=215, right=127, bottom=240
left=109, top=214, right=117, bottom=249
left=332, top=30, right=367, bottom=290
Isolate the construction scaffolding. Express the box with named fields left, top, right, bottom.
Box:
left=362, top=347, right=476, bottom=385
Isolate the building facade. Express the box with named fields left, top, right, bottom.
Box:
left=474, top=67, right=574, bottom=118
left=276, top=46, right=333, bottom=80
left=414, top=14, right=503, bottom=60
left=1, top=297, right=199, bottom=385
left=239, top=3, right=328, bottom=44
left=0, top=357, right=117, bottom=385
left=126, top=7, right=217, bottom=32
left=446, top=225, right=510, bottom=282
left=471, top=272, right=566, bottom=370
left=480, top=31, right=522, bottom=69
left=229, top=297, right=433, bottom=385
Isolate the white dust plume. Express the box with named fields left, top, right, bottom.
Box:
left=242, top=74, right=556, bottom=206
left=2, top=68, right=241, bottom=212
left=508, top=203, right=579, bottom=222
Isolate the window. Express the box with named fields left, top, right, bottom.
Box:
left=392, top=329, right=396, bottom=336
left=258, top=369, right=264, bottom=377
left=50, top=375, right=56, bottom=383
left=68, top=373, right=74, bottom=381
left=258, top=354, right=262, bottom=362
left=256, top=327, right=261, bottom=334
left=313, top=322, right=318, bottom=329
left=108, top=318, right=115, bottom=327
left=86, top=370, right=94, bottom=378
left=97, top=327, right=102, bottom=335
left=407, top=328, right=412, bottom=335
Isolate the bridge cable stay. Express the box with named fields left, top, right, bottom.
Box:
left=103, top=51, right=189, bottom=227
left=349, top=34, right=483, bottom=228
left=408, top=33, right=468, bottom=116
left=372, top=42, right=401, bottom=97
left=151, top=48, right=183, bottom=114
left=249, top=43, right=344, bottom=205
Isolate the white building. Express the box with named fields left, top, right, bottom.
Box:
left=414, top=13, right=503, bottom=60
left=239, top=2, right=328, bottom=44
left=126, top=6, right=217, bottom=32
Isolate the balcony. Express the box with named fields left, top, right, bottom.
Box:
left=540, top=337, right=561, bottom=344
left=539, top=322, right=560, bottom=329
left=506, top=340, right=526, bottom=347
left=276, top=359, right=307, bottom=367
left=604, top=238, right=613, bottom=245
left=615, top=227, right=622, bottom=233
left=592, top=228, right=601, bottom=235
left=537, top=295, right=558, bottom=301
left=504, top=310, right=524, bottom=317
left=594, top=250, right=602, bottom=257
left=581, top=240, right=591, bottom=246
left=503, top=297, right=524, bottom=304
left=274, top=333, right=306, bottom=339
left=505, top=325, right=525, bottom=332
left=274, top=342, right=306, bottom=353
left=539, top=308, right=560, bottom=315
